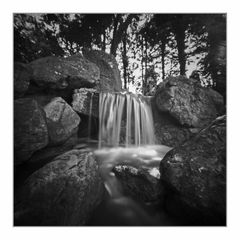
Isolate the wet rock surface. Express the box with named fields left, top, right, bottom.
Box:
left=44, top=97, right=80, bottom=145
left=152, top=98, right=194, bottom=147
left=14, top=62, right=31, bottom=98
left=14, top=98, right=49, bottom=165
left=155, top=76, right=225, bottom=128
left=113, top=166, right=164, bottom=203
left=14, top=133, right=80, bottom=189
left=160, top=115, right=226, bottom=225
left=29, top=54, right=100, bottom=90
left=14, top=149, right=104, bottom=226
left=72, top=88, right=99, bottom=118
left=83, top=49, right=122, bottom=92
left=152, top=76, right=225, bottom=147
left=14, top=50, right=226, bottom=226
left=29, top=94, right=57, bottom=107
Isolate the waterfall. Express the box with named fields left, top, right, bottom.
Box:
left=98, top=92, right=155, bottom=148
left=95, top=91, right=172, bottom=200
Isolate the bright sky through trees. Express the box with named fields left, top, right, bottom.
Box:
left=14, top=13, right=226, bottom=97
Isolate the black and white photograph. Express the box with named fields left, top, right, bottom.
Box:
left=13, top=12, right=227, bottom=227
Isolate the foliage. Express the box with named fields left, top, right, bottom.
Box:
left=14, top=14, right=64, bottom=63
left=14, top=13, right=226, bottom=99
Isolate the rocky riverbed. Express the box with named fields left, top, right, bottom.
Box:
left=14, top=50, right=226, bottom=226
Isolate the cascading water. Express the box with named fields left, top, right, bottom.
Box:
left=98, top=92, right=155, bottom=148
left=88, top=91, right=173, bottom=225
left=94, top=92, right=172, bottom=199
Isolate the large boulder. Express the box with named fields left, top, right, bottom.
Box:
left=14, top=98, right=49, bottom=165
left=29, top=133, right=79, bottom=165
left=153, top=118, right=193, bottom=147
left=28, top=94, right=58, bottom=107
left=14, top=149, right=104, bottom=226
left=160, top=115, right=226, bottom=225
left=29, top=54, right=100, bottom=90
left=44, top=97, right=80, bottom=145
left=113, top=166, right=164, bottom=204
left=14, top=62, right=31, bottom=98
left=14, top=133, right=79, bottom=189
left=83, top=49, right=122, bottom=92
left=72, top=88, right=99, bottom=118
left=151, top=97, right=194, bottom=147
left=155, top=76, right=225, bottom=128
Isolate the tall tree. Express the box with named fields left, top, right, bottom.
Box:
left=187, top=14, right=226, bottom=99
left=14, top=13, right=226, bottom=98
left=170, top=14, right=190, bottom=76
left=121, top=32, right=128, bottom=89
left=149, top=15, right=172, bottom=80
left=202, top=14, right=226, bottom=100
left=55, top=14, right=114, bottom=53
left=110, top=14, right=139, bottom=56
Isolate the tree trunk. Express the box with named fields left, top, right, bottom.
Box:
left=144, top=38, right=148, bottom=95
left=110, top=14, right=137, bottom=56
left=160, top=36, right=166, bottom=80
left=122, top=34, right=128, bottom=90
left=111, top=15, right=120, bottom=55
left=174, top=26, right=186, bottom=76
left=141, top=36, right=144, bottom=94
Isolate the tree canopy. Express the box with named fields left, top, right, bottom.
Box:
left=14, top=13, right=226, bottom=98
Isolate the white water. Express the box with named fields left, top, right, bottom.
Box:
left=88, top=91, right=173, bottom=225
left=92, top=92, right=172, bottom=199
left=98, top=92, right=155, bottom=148
left=94, top=145, right=172, bottom=198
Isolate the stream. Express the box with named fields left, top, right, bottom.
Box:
left=84, top=144, right=183, bottom=226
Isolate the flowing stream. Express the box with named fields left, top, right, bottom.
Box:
left=88, top=92, right=173, bottom=225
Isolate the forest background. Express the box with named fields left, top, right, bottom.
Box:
left=14, top=13, right=226, bottom=99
